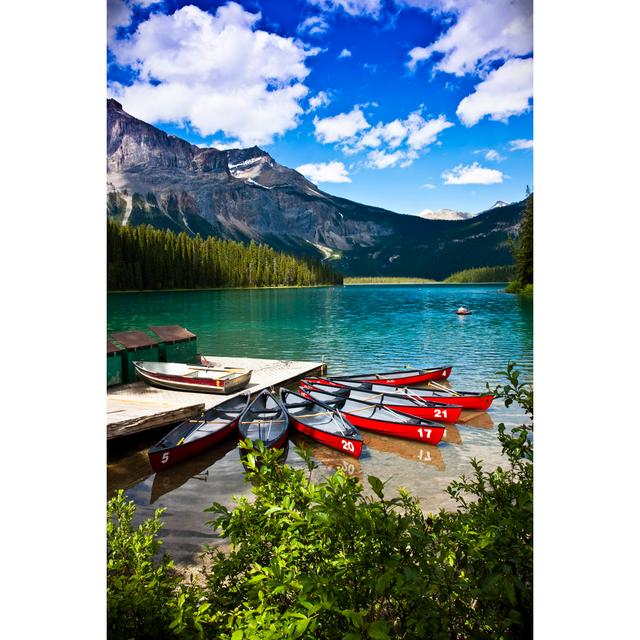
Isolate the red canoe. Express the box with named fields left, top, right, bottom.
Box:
left=280, top=388, right=363, bottom=458
left=148, top=393, right=250, bottom=472
left=299, top=380, right=462, bottom=423
left=238, top=389, right=289, bottom=450
left=330, top=366, right=452, bottom=386
left=303, top=378, right=494, bottom=411
left=300, top=387, right=446, bottom=445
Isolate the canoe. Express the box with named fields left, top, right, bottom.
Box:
left=133, top=360, right=252, bottom=394
left=299, top=380, right=462, bottom=423
left=330, top=366, right=452, bottom=386
left=303, top=378, right=494, bottom=411
left=280, top=388, right=363, bottom=458
left=148, top=393, right=250, bottom=472
left=238, top=389, right=289, bottom=449
left=299, top=388, right=445, bottom=445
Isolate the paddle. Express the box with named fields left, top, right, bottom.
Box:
left=427, top=380, right=461, bottom=396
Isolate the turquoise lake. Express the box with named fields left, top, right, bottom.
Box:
left=108, top=284, right=533, bottom=566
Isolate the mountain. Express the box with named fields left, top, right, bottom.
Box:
left=418, top=208, right=473, bottom=221
left=107, top=99, right=524, bottom=278
left=490, top=200, right=510, bottom=208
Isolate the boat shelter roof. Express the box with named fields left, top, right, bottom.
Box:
left=110, top=330, right=158, bottom=350
left=107, top=339, right=124, bottom=355
left=148, top=325, right=197, bottom=344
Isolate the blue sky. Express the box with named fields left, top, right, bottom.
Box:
left=108, top=0, right=533, bottom=215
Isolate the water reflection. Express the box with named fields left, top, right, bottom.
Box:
left=150, top=439, right=237, bottom=504
left=442, top=424, right=462, bottom=444
left=458, top=411, right=495, bottom=429
left=363, top=431, right=445, bottom=472
left=290, top=432, right=363, bottom=479
left=108, top=448, right=154, bottom=497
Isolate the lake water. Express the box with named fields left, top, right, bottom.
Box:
left=107, top=284, right=532, bottom=566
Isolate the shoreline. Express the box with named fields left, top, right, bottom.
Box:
left=108, top=281, right=509, bottom=293
left=344, top=281, right=509, bottom=286
left=107, top=284, right=340, bottom=294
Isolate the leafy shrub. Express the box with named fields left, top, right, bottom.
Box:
left=107, top=491, right=211, bottom=640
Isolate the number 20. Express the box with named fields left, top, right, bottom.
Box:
left=341, top=440, right=355, bottom=452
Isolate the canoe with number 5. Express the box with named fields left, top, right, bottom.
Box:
left=302, top=378, right=494, bottom=411
left=280, top=388, right=363, bottom=458
left=148, top=393, right=250, bottom=472
left=299, top=387, right=445, bottom=445
left=238, top=389, right=289, bottom=449
left=299, top=380, right=462, bottom=423
left=328, top=366, right=452, bottom=386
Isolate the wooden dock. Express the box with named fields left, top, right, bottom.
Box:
left=107, top=356, right=326, bottom=440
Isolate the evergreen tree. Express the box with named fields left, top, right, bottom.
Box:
left=508, top=194, right=533, bottom=293
left=106, top=220, right=343, bottom=291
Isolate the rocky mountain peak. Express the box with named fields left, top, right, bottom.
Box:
left=106, top=99, right=525, bottom=277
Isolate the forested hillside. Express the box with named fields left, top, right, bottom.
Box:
left=107, top=221, right=343, bottom=290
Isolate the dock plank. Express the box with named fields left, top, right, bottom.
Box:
left=107, top=356, right=326, bottom=440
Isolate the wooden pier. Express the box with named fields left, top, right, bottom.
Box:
left=107, top=356, right=326, bottom=440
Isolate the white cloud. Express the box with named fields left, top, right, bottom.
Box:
left=509, top=138, right=534, bottom=150
left=405, top=112, right=453, bottom=149
left=313, top=107, right=370, bottom=143
left=307, top=91, right=331, bottom=112
left=351, top=109, right=452, bottom=156
left=306, top=0, right=383, bottom=18
left=366, top=149, right=405, bottom=169
left=423, top=182, right=436, bottom=189
left=456, top=57, right=533, bottom=126
left=109, top=3, right=316, bottom=146
left=442, top=162, right=504, bottom=185
left=338, top=48, right=352, bottom=58
left=298, top=15, right=330, bottom=35
left=315, top=105, right=452, bottom=168
left=296, top=161, right=351, bottom=183
left=406, top=0, right=532, bottom=76
left=485, top=149, right=505, bottom=162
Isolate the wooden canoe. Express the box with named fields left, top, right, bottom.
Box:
left=148, top=393, right=250, bottom=472
left=280, top=388, right=363, bottom=458
left=303, top=378, right=494, bottom=411
left=133, top=360, right=252, bottom=394
left=238, top=390, right=289, bottom=449
left=299, top=380, right=462, bottom=423
left=329, top=366, right=452, bottom=386
left=299, top=388, right=446, bottom=445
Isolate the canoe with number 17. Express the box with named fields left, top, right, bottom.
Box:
left=299, top=387, right=446, bottom=445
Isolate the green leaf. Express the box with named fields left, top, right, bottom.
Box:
left=367, top=620, right=389, bottom=639
left=368, top=475, right=385, bottom=498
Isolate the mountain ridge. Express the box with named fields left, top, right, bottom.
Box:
left=106, top=99, right=524, bottom=278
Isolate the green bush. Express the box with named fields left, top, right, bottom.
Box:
left=107, top=365, right=533, bottom=639
left=107, top=492, right=212, bottom=640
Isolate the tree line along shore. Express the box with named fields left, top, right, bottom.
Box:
left=108, top=194, right=532, bottom=293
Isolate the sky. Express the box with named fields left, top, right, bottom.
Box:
left=107, top=0, right=533, bottom=215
